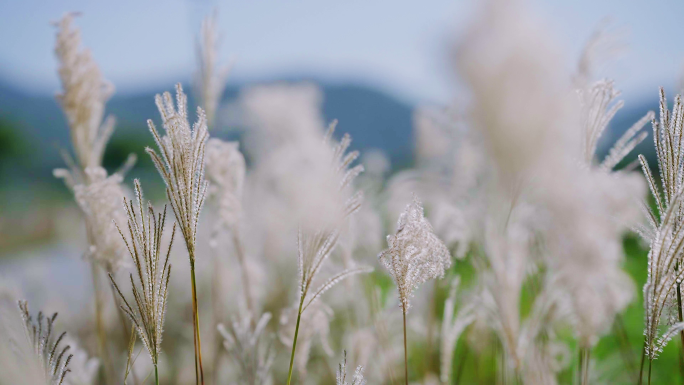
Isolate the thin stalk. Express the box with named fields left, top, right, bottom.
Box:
left=155, top=365, right=159, bottom=385
left=648, top=359, right=653, bottom=385
left=190, top=257, right=205, bottom=385
left=286, top=295, right=305, bottom=385
left=403, top=310, right=409, bottom=385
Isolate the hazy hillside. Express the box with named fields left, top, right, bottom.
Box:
left=0, top=77, right=663, bottom=194
left=0, top=80, right=415, bottom=184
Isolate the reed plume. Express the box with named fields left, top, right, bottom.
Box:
left=52, top=13, right=136, bottom=384
left=146, top=83, right=209, bottom=385
left=379, top=195, right=451, bottom=384
left=639, top=89, right=684, bottom=372
left=285, top=123, right=373, bottom=385
left=53, top=13, right=115, bottom=177
left=109, top=180, right=174, bottom=385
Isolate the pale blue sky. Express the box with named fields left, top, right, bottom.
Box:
left=0, top=0, right=682, bottom=104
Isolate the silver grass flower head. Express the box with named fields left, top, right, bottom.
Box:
left=194, top=11, right=230, bottom=128
left=639, top=88, right=684, bottom=242
left=294, top=122, right=373, bottom=313
left=336, top=350, right=366, bottom=385
left=206, top=139, right=245, bottom=230
left=146, top=83, right=209, bottom=260
left=54, top=13, right=115, bottom=172
left=577, top=79, right=652, bottom=170
left=378, top=195, right=451, bottom=313
left=73, top=167, right=129, bottom=272
left=109, top=180, right=175, bottom=366
left=642, top=191, right=684, bottom=359
left=217, top=312, right=274, bottom=385
left=16, top=300, right=74, bottom=385
left=635, top=89, right=684, bottom=358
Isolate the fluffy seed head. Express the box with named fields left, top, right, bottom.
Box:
left=378, top=195, right=451, bottom=313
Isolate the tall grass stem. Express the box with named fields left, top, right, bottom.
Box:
left=286, top=295, right=305, bottom=385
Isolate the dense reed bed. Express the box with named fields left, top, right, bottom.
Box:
left=2, top=0, right=683, bottom=384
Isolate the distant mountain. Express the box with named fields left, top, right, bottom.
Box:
left=0, top=76, right=665, bottom=194
left=0, top=79, right=416, bottom=189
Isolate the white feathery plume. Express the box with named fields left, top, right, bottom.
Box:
left=109, top=180, right=174, bottom=369
left=577, top=79, right=652, bottom=170
left=147, top=83, right=209, bottom=263
left=544, top=57, right=650, bottom=349
left=73, top=167, right=129, bottom=272
left=53, top=13, right=121, bottom=184
left=295, top=122, right=373, bottom=313
left=284, top=122, right=372, bottom=383
left=52, top=13, right=136, bottom=273
left=194, top=12, right=230, bottom=128
left=378, top=195, right=451, bottom=314
left=378, top=194, right=449, bottom=385
left=639, top=89, right=684, bottom=359
left=453, top=0, right=580, bottom=377
left=336, top=350, right=366, bottom=385
left=217, top=312, right=274, bottom=385
left=642, top=191, right=684, bottom=360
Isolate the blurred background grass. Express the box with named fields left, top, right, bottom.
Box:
left=2, top=1, right=684, bottom=383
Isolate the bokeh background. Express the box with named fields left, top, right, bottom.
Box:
left=1, top=0, right=684, bottom=383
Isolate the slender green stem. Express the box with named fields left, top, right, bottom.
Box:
left=286, top=295, right=305, bottom=385
left=190, top=258, right=205, bottom=385
left=403, top=310, right=409, bottom=385
left=155, top=365, right=159, bottom=385
left=648, top=359, right=652, bottom=385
